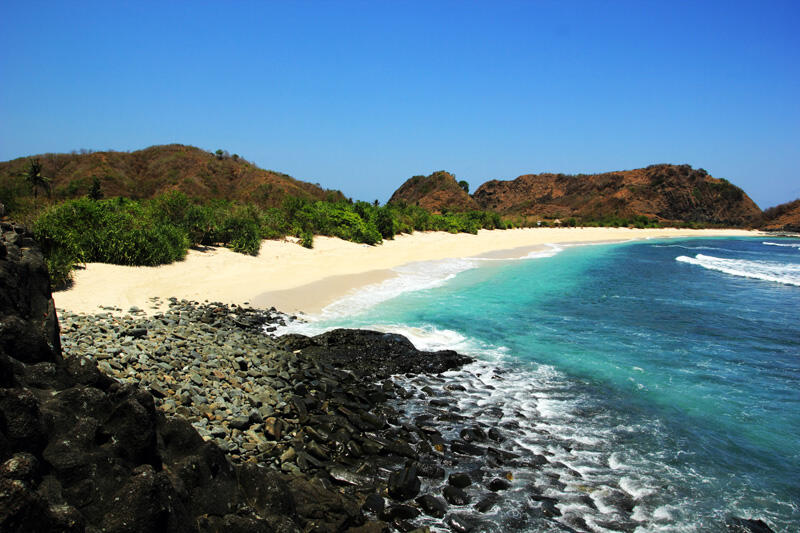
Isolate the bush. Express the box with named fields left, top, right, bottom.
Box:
left=44, top=247, right=77, bottom=290
left=218, top=205, right=262, bottom=255
left=34, top=197, right=189, bottom=273
left=300, top=230, right=314, bottom=248
left=32, top=190, right=517, bottom=287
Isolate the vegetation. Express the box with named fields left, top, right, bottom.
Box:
left=30, top=191, right=508, bottom=288
left=763, top=198, right=800, bottom=221
left=88, top=176, right=103, bottom=200
left=1, top=147, right=760, bottom=288
left=580, top=214, right=662, bottom=229
left=0, top=144, right=346, bottom=218
left=24, top=159, right=50, bottom=208
left=388, top=170, right=479, bottom=212
left=33, top=196, right=189, bottom=288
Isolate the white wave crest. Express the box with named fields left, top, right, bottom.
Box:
left=522, top=243, right=564, bottom=259
left=318, top=258, right=479, bottom=320
left=290, top=245, right=567, bottom=326
left=763, top=241, right=800, bottom=249
left=676, top=254, right=800, bottom=286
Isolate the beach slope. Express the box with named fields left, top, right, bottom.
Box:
left=54, top=227, right=761, bottom=315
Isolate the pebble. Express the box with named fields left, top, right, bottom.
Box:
left=56, top=299, right=579, bottom=531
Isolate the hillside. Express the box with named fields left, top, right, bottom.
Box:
left=762, top=198, right=800, bottom=232
left=0, top=144, right=344, bottom=212
left=388, top=171, right=479, bottom=213
left=472, top=164, right=762, bottom=226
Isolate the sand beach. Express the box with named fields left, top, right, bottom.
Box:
left=53, top=227, right=761, bottom=315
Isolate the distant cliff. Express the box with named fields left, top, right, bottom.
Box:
left=762, top=198, right=800, bottom=232
left=472, top=164, right=762, bottom=226
left=0, top=144, right=344, bottom=210
left=388, top=171, right=479, bottom=213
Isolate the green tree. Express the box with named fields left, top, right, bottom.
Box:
left=458, top=180, right=469, bottom=194
left=88, top=176, right=103, bottom=200
left=24, top=159, right=50, bottom=208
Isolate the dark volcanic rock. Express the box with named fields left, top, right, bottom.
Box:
left=725, top=516, right=775, bottom=533
left=0, top=226, right=61, bottom=364
left=448, top=472, right=472, bottom=488
left=415, top=461, right=445, bottom=479
left=474, top=493, right=500, bottom=513
left=388, top=465, right=421, bottom=501
left=415, top=493, right=447, bottom=518
left=487, top=477, right=511, bottom=491
left=362, top=493, right=385, bottom=514
left=0, top=227, right=497, bottom=533
left=0, top=228, right=305, bottom=532
left=380, top=503, right=420, bottom=521
left=278, top=329, right=473, bottom=381
left=443, top=485, right=471, bottom=506
left=447, top=512, right=485, bottom=533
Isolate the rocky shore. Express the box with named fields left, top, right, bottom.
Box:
left=57, top=300, right=548, bottom=532
left=0, top=223, right=531, bottom=532
left=0, top=223, right=777, bottom=533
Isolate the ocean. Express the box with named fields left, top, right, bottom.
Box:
left=280, top=236, right=800, bottom=532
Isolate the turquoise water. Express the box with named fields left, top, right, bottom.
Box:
left=285, top=237, right=800, bottom=531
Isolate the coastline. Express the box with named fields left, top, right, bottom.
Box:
left=53, top=227, right=762, bottom=315
left=4, top=223, right=785, bottom=532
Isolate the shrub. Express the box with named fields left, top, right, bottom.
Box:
left=300, top=230, right=314, bottom=248
left=31, top=189, right=516, bottom=287
left=218, top=205, right=262, bottom=255
left=34, top=197, right=189, bottom=270
left=44, top=247, right=77, bottom=290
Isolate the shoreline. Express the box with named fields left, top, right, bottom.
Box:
left=53, top=227, right=763, bottom=315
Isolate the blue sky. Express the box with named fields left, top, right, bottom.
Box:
left=1, top=1, right=798, bottom=208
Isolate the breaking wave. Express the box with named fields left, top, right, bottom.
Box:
left=676, top=254, right=800, bottom=287
left=762, top=241, right=800, bottom=249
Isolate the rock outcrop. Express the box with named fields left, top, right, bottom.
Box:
left=0, top=226, right=307, bottom=532
left=0, top=225, right=487, bottom=532
left=278, top=329, right=472, bottom=382
left=388, top=171, right=478, bottom=213
left=472, top=164, right=762, bottom=226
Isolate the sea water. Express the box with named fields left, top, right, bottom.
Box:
left=280, top=237, right=800, bottom=531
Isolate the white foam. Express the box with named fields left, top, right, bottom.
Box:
left=291, top=244, right=568, bottom=325
left=652, top=505, right=675, bottom=521
left=318, top=258, right=480, bottom=320
left=676, top=254, right=800, bottom=286
left=522, top=243, right=564, bottom=259
left=620, top=476, right=656, bottom=500
left=763, top=241, right=800, bottom=249
left=609, top=452, right=631, bottom=470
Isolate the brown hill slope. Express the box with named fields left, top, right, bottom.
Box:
left=473, top=164, right=762, bottom=226
left=762, top=198, right=800, bottom=232
left=0, top=144, right=343, bottom=211
left=388, top=171, right=478, bottom=213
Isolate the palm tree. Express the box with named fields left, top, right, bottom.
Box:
left=24, top=159, right=50, bottom=208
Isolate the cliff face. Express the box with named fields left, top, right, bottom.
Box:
left=0, top=144, right=344, bottom=209
left=762, top=198, right=800, bottom=232
left=473, top=164, right=762, bottom=226
left=388, top=171, right=479, bottom=213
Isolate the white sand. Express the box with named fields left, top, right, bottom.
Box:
left=53, top=228, right=761, bottom=315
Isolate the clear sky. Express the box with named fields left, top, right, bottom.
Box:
left=1, top=1, right=798, bottom=208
